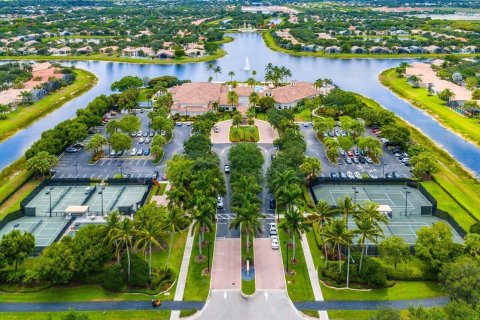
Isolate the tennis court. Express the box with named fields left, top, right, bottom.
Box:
left=0, top=216, right=69, bottom=247
left=23, top=184, right=148, bottom=216
left=312, top=184, right=432, bottom=216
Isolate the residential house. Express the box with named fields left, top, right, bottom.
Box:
left=423, top=45, right=450, bottom=54
left=49, top=46, right=72, bottom=56
left=325, top=46, right=341, bottom=54
left=264, top=82, right=323, bottom=110
left=350, top=46, right=367, bottom=54
left=185, top=48, right=205, bottom=57
left=156, top=49, right=175, bottom=59
left=76, top=46, right=92, bottom=54
left=121, top=46, right=155, bottom=57
left=464, top=45, right=479, bottom=53
left=409, top=46, right=426, bottom=54
left=99, top=46, right=118, bottom=54
left=394, top=46, right=411, bottom=54
left=370, top=46, right=391, bottom=54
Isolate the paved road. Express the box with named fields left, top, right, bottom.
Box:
left=0, top=297, right=449, bottom=313
left=211, top=239, right=242, bottom=290
left=254, top=239, right=285, bottom=290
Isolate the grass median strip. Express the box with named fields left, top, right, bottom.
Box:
left=0, top=311, right=170, bottom=320
left=379, top=68, right=480, bottom=148
left=241, top=232, right=255, bottom=295
left=0, top=68, right=97, bottom=143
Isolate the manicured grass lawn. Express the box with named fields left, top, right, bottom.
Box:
left=294, top=108, right=314, bottom=122
left=229, top=126, right=259, bottom=142
left=255, top=113, right=268, bottom=121
left=0, top=311, right=170, bottom=320
left=0, top=69, right=97, bottom=143
left=380, top=68, right=480, bottom=147
left=358, top=94, right=480, bottom=230
left=328, top=310, right=379, bottom=320
left=305, top=228, right=325, bottom=269
left=242, top=232, right=255, bottom=295
left=321, top=281, right=443, bottom=301
left=278, top=226, right=315, bottom=301
left=182, top=226, right=216, bottom=301
left=0, top=180, right=39, bottom=220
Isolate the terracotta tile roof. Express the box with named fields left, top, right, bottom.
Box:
left=169, top=82, right=224, bottom=106
left=267, top=82, right=320, bottom=104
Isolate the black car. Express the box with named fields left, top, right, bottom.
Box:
left=116, top=150, right=124, bottom=157
left=385, top=173, right=391, bottom=179
left=330, top=172, right=339, bottom=179
left=72, top=143, right=85, bottom=149
left=152, top=171, right=159, bottom=179
left=269, top=198, right=276, bottom=210
left=358, top=156, right=366, bottom=164
left=392, top=171, right=399, bottom=178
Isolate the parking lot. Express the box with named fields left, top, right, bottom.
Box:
left=299, top=123, right=411, bottom=180
left=54, top=110, right=191, bottom=180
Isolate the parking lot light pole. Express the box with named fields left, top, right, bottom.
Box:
left=284, top=241, right=289, bottom=274
left=382, top=162, right=386, bottom=178
left=73, top=162, right=78, bottom=186
left=403, top=186, right=411, bottom=216
left=352, top=186, right=358, bottom=204
left=207, top=241, right=211, bottom=273
left=118, top=162, right=123, bottom=177
left=99, top=187, right=105, bottom=216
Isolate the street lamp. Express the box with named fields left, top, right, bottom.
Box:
left=352, top=186, right=359, bottom=204
left=403, top=186, right=411, bottom=216
left=382, top=162, right=387, bottom=178
left=118, top=162, right=123, bottom=177
left=99, top=187, right=105, bottom=216
left=73, top=161, right=78, bottom=186
left=207, top=241, right=211, bottom=273
left=45, top=187, right=54, bottom=217
left=284, top=240, right=289, bottom=274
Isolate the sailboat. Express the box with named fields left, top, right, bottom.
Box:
left=242, top=56, right=250, bottom=71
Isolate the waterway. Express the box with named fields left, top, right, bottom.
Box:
left=0, top=33, right=479, bottom=177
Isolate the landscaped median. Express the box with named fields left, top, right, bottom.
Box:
left=380, top=67, right=480, bottom=148
left=229, top=125, right=259, bottom=142
left=0, top=68, right=97, bottom=143
left=241, top=232, right=255, bottom=295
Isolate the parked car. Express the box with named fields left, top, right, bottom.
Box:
left=130, top=148, right=137, bottom=156
left=347, top=150, right=354, bottom=157
left=136, top=131, right=143, bottom=137
left=269, top=197, right=276, bottom=210
left=338, top=148, right=345, bottom=156
left=354, top=172, right=362, bottom=179
left=136, top=148, right=144, bottom=156
left=65, top=147, right=78, bottom=153
left=340, top=130, right=347, bottom=136
left=224, top=165, right=230, bottom=173
left=347, top=171, right=355, bottom=179
left=365, top=157, right=373, bottom=164
left=72, top=143, right=84, bottom=149
left=352, top=157, right=359, bottom=164
left=339, top=172, right=348, bottom=179
left=161, top=130, right=166, bottom=136
left=328, top=131, right=335, bottom=137
left=185, top=122, right=192, bottom=126
left=385, top=172, right=392, bottom=179
left=143, top=132, right=148, bottom=137
left=110, top=150, right=116, bottom=157
left=369, top=171, right=378, bottom=179
left=217, top=196, right=224, bottom=209
left=392, top=171, right=399, bottom=178
left=214, top=126, right=220, bottom=133
left=345, top=158, right=352, bottom=164
left=271, top=236, right=279, bottom=250
left=152, top=171, right=159, bottom=179
left=303, top=122, right=309, bottom=127
left=131, top=132, right=137, bottom=137
left=358, top=156, right=366, bottom=164
left=145, top=138, right=151, bottom=144
left=269, top=223, right=277, bottom=235
left=149, top=132, right=155, bottom=137
left=116, top=150, right=124, bottom=157
left=330, top=172, right=339, bottom=179
left=139, top=138, right=145, bottom=144
left=176, top=122, right=182, bottom=126
left=144, top=149, right=150, bottom=156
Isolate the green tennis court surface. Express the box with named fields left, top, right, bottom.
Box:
left=312, top=184, right=432, bottom=216
left=0, top=216, right=68, bottom=247
left=24, top=184, right=148, bottom=216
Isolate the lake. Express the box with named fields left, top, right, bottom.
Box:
left=0, top=33, right=479, bottom=177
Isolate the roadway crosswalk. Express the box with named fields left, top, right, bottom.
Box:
left=216, top=213, right=275, bottom=220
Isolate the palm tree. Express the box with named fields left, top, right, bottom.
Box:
left=271, top=170, right=302, bottom=221
left=136, top=216, right=165, bottom=276
left=162, top=206, right=189, bottom=270
left=408, top=75, right=420, bottom=88
left=207, top=63, right=214, bottom=78
left=314, top=78, right=324, bottom=89
left=335, top=196, right=357, bottom=226
left=251, top=70, right=257, bottom=79
left=228, top=71, right=235, bottom=82
left=249, top=92, right=260, bottom=108
left=360, top=201, right=388, bottom=226
left=191, top=207, right=213, bottom=257
left=230, top=202, right=264, bottom=257
left=213, top=66, right=222, bottom=80
left=100, top=210, right=122, bottom=263
left=309, top=200, right=335, bottom=263
left=322, top=219, right=353, bottom=272
left=227, top=90, right=238, bottom=111
left=111, top=218, right=134, bottom=280
left=247, top=77, right=256, bottom=89
left=354, top=213, right=383, bottom=272
left=280, top=207, right=310, bottom=261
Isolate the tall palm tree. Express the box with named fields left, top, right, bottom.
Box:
left=249, top=91, right=260, bottom=108
left=207, top=63, right=214, bottom=78
left=335, top=196, right=357, bottom=226
left=354, top=213, right=383, bottom=272
left=162, top=206, right=189, bottom=270
left=360, top=201, right=388, bottom=226
left=228, top=71, right=235, bottom=82
left=213, top=66, right=222, bottom=80
left=111, top=218, right=134, bottom=280
left=272, top=170, right=302, bottom=221
left=322, top=219, right=353, bottom=271
left=227, top=90, right=238, bottom=110
left=191, top=207, right=213, bottom=257
left=309, top=200, right=335, bottom=263
left=100, top=211, right=122, bottom=262
left=247, top=77, right=256, bottom=89
left=251, top=70, right=257, bottom=79
left=135, top=216, right=165, bottom=277
left=280, top=207, right=310, bottom=261
left=230, top=202, right=264, bottom=256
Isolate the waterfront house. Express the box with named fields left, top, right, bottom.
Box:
left=325, top=46, right=341, bottom=54
left=350, top=46, right=367, bottom=54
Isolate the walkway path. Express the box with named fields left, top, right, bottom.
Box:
left=0, top=297, right=449, bottom=313
left=170, top=223, right=195, bottom=320
left=301, top=232, right=329, bottom=320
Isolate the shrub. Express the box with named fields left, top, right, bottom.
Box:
left=121, top=253, right=149, bottom=288
left=151, top=268, right=176, bottom=289
left=101, top=265, right=125, bottom=292
left=361, top=259, right=387, bottom=288
left=0, top=114, right=7, bottom=120
left=5, top=270, right=25, bottom=284
left=383, top=264, right=435, bottom=281
left=470, top=222, right=480, bottom=234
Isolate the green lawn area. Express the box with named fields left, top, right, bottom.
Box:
left=321, top=281, right=443, bottom=301
left=305, top=228, right=325, bottom=269
left=182, top=226, right=216, bottom=301
left=0, top=311, right=170, bottom=320
left=255, top=113, right=268, bottom=121
left=358, top=94, right=480, bottom=230
left=328, top=310, right=382, bottom=320
left=278, top=226, right=315, bottom=301
left=0, top=69, right=97, bottom=143
left=380, top=68, right=480, bottom=148
left=294, top=108, right=314, bottom=122
left=242, top=232, right=255, bottom=295
left=229, top=125, right=259, bottom=142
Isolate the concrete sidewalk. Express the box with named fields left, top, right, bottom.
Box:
left=170, top=223, right=195, bottom=320
left=301, top=232, right=329, bottom=320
